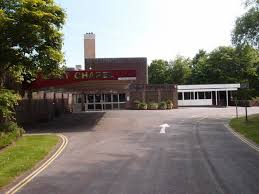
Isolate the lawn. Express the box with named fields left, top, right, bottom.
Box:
left=0, top=135, right=59, bottom=188
left=230, top=114, right=259, bottom=144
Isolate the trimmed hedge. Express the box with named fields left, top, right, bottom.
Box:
left=166, top=100, right=173, bottom=109
left=139, top=102, right=147, bottom=110
left=0, top=122, right=24, bottom=149
left=147, top=102, right=158, bottom=110
left=159, top=101, right=167, bottom=110
left=133, top=100, right=141, bottom=110
left=133, top=100, right=175, bottom=110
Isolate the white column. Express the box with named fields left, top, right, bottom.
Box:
left=215, top=91, right=218, bottom=106
left=182, top=92, right=185, bottom=100
left=226, top=90, right=229, bottom=107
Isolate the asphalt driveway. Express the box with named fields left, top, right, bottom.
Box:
left=12, top=107, right=259, bottom=194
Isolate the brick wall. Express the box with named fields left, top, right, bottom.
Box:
left=16, top=91, right=73, bottom=124
left=128, top=84, right=178, bottom=108
left=85, top=58, right=148, bottom=84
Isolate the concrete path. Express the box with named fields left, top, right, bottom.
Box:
left=15, top=107, right=259, bottom=194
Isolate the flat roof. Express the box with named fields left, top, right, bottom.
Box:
left=178, top=84, right=240, bottom=91
left=85, top=57, right=147, bottom=65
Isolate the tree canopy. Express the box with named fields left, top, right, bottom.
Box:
left=0, top=0, right=66, bottom=87
left=0, top=0, right=66, bottom=123
left=232, top=0, right=259, bottom=48
left=149, top=46, right=259, bottom=97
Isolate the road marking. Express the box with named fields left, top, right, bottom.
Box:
left=160, top=124, right=170, bottom=134
left=6, top=134, right=68, bottom=194
left=224, top=124, right=259, bottom=153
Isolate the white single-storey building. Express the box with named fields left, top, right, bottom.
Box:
left=178, top=84, right=240, bottom=107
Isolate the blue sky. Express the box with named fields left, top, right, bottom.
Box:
left=55, top=0, right=245, bottom=67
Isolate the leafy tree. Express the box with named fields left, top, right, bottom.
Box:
left=166, top=56, right=192, bottom=84
left=232, top=0, right=259, bottom=48
left=192, top=49, right=207, bottom=67
left=148, top=60, right=169, bottom=84
left=191, top=51, right=209, bottom=84
left=191, top=46, right=259, bottom=96
left=0, top=0, right=66, bottom=123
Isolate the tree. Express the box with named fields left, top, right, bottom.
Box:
left=0, top=0, right=66, bottom=123
left=166, top=56, right=192, bottom=84
left=232, top=0, right=259, bottom=48
left=0, top=0, right=66, bottom=81
left=191, top=50, right=209, bottom=84
left=191, top=46, right=259, bottom=96
left=148, top=60, right=169, bottom=84
left=192, top=49, right=207, bottom=67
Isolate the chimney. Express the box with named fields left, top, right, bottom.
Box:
left=84, top=32, right=96, bottom=59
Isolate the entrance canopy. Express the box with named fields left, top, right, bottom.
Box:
left=30, top=70, right=136, bottom=91
left=58, top=80, right=133, bottom=92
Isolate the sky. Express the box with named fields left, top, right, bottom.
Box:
left=55, top=0, right=246, bottom=67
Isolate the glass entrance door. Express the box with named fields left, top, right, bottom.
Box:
left=84, top=93, right=126, bottom=111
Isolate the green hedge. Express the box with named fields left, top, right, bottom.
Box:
left=0, top=122, right=24, bottom=149
left=133, top=100, right=174, bottom=110
left=159, top=101, right=167, bottom=110
left=148, top=102, right=158, bottom=110
left=139, top=102, right=148, bottom=110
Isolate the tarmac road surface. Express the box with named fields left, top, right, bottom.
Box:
left=13, top=107, right=259, bottom=194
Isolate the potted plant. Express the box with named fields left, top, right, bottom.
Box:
left=133, top=100, right=140, bottom=110
left=139, top=102, right=148, bottom=110
left=147, top=102, right=158, bottom=110
left=158, top=101, right=167, bottom=110
left=166, top=100, right=173, bottom=109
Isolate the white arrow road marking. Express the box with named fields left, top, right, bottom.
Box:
left=160, top=123, right=170, bottom=134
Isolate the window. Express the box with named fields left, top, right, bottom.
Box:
left=198, top=92, right=205, bottom=99
left=88, top=95, right=94, bottom=103
left=113, top=94, right=118, bottom=102
left=119, top=94, right=126, bottom=102
left=205, top=92, right=211, bottom=99
left=77, top=97, right=82, bottom=103
left=184, top=92, right=191, bottom=100
left=95, top=94, right=101, bottom=103
left=103, top=94, right=111, bottom=102
left=178, top=93, right=183, bottom=100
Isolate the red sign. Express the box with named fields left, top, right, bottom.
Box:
left=31, top=70, right=137, bottom=89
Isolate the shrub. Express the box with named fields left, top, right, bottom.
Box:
left=147, top=102, right=158, bottom=110
left=0, top=89, right=21, bottom=122
left=133, top=100, right=141, bottom=110
left=0, top=122, right=24, bottom=149
left=250, top=97, right=259, bottom=106
left=166, top=100, right=173, bottom=109
left=159, top=101, right=167, bottom=110
left=139, top=102, right=147, bottom=110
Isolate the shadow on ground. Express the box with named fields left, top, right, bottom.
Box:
left=23, top=112, right=105, bottom=133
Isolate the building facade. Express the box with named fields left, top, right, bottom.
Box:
left=31, top=33, right=178, bottom=111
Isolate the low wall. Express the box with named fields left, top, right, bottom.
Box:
left=16, top=91, right=73, bottom=124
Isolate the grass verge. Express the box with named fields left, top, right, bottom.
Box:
left=0, top=135, right=59, bottom=188
left=229, top=114, right=259, bottom=144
